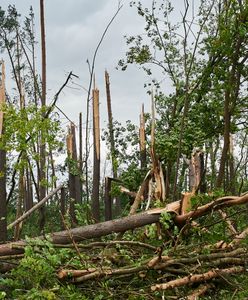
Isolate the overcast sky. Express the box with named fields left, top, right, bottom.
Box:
left=1, top=0, right=167, bottom=128
left=0, top=0, right=196, bottom=172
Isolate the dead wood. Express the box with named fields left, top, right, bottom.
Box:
left=218, top=209, right=237, bottom=235
left=174, top=193, right=248, bottom=227
left=57, top=268, right=97, bottom=280
left=54, top=240, right=156, bottom=251
left=151, top=266, right=245, bottom=291
left=229, top=226, right=248, bottom=248
left=129, top=170, right=153, bottom=215
left=151, top=247, right=246, bottom=270
left=72, top=265, right=147, bottom=283
left=180, top=192, right=194, bottom=215
left=7, top=184, right=64, bottom=230
left=186, top=283, right=213, bottom=300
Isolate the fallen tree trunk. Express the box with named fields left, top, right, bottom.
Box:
left=1, top=193, right=248, bottom=257
left=0, top=201, right=180, bottom=256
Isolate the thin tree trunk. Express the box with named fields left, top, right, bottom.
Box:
left=66, top=124, right=79, bottom=225
left=39, top=0, right=47, bottom=232
left=60, top=187, right=66, bottom=229
left=0, top=60, right=7, bottom=241
left=229, top=134, right=236, bottom=194
left=104, top=177, right=112, bottom=221
left=216, top=91, right=231, bottom=189
left=105, top=71, right=120, bottom=215
left=139, top=104, right=146, bottom=169
left=25, top=169, right=33, bottom=211
left=14, top=170, right=25, bottom=240
left=92, top=88, right=100, bottom=222
left=79, top=112, right=83, bottom=200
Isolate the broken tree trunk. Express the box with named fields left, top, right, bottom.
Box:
left=105, top=71, right=120, bottom=216
left=0, top=201, right=180, bottom=256
left=66, top=123, right=81, bottom=224
left=1, top=193, right=248, bottom=257
left=92, top=86, right=101, bottom=222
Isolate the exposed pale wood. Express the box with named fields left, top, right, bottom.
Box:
left=58, top=268, right=97, bottom=279
left=129, top=170, right=152, bottom=215
left=187, top=284, right=214, bottom=300
left=92, top=87, right=100, bottom=222
left=218, top=209, right=237, bottom=235
left=119, top=186, right=137, bottom=198
left=151, top=266, right=244, bottom=291
left=180, top=192, right=194, bottom=215
left=175, top=193, right=248, bottom=227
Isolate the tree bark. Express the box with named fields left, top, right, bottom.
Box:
left=104, top=177, right=112, bottom=221
left=39, top=0, right=47, bottom=232
left=92, top=88, right=101, bottom=222
left=0, top=201, right=180, bottom=256
left=139, top=104, right=146, bottom=169
left=0, top=60, right=7, bottom=241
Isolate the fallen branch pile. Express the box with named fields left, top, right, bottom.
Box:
left=1, top=192, right=248, bottom=298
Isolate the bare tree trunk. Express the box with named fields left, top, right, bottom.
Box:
left=71, top=124, right=81, bottom=204
left=14, top=170, right=25, bottom=240
left=25, top=169, right=33, bottom=211
left=229, top=134, right=236, bottom=194
left=216, top=18, right=242, bottom=191
left=104, top=177, right=112, bottom=221
left=92, top=88, right=100, bottom=222
left=105, top=71, right=120, bottom=216
left=39, top=0, right=47, bottom=232
left=60, top=187, right=66, bottom=229
left=216, top=91, right=231, bottom=189
left=79, top=112, right=83, bottom=200
left=139, top=104, right=146, bottom=169
left=0, top=147, right=6, bottom=242
left=66, top=124, right=80, bottom=225
left=0, top=60, right=7, bottom=241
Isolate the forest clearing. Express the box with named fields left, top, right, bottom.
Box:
left=0, top=0, right=248, bottom=299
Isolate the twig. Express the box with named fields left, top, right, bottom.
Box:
left=54, top=240, right=156, bottom=251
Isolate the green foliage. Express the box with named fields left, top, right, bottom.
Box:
left=159, top=211, right=172, bottom=230
left=0, top=239, right=85, bottom=299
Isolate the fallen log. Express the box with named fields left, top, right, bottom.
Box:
left=1, top=193, right=247, bottom=257
left=0, top=200, right=180, bottom=256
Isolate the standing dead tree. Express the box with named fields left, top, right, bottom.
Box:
left=105, top=70, right=121, bottom=216
left=84, top=4, right=123, bottom=203
left=92, top=86, right=101, bottom=222
left=66, top=123, right=81, bottom=225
